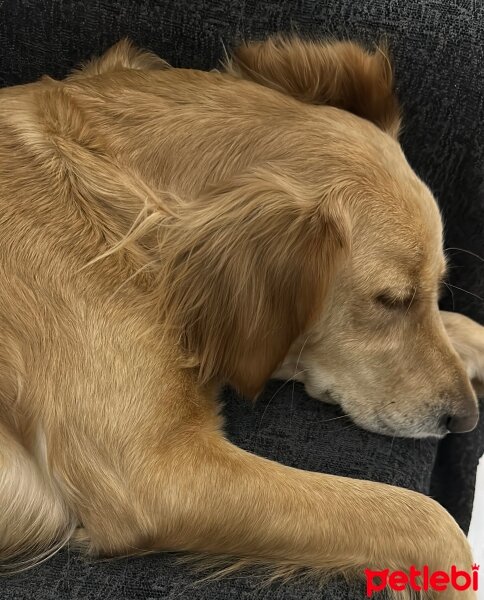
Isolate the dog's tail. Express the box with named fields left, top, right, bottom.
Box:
left=225, top=36, right=401, bottom=138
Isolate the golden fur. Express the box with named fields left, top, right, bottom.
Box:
left=0, top=37, right=482, bottom=598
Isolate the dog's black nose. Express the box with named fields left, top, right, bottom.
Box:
left=444, top=411, right=479, bottom=433
left=439, top=380, right=479, bottom=434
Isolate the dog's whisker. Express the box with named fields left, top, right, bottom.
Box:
left=319, top=413, right=351, bottom=423
left=389, top=434, right=396, bottom=457
left=445, top=246, right=484, bottom=263
left=323, top=422, right=358, bottom=434
left=293, top=334, right=311, bottom=380
left=289, top=334, right=312, bottom=432
left=404, top=286, right=417, bottom=317
left=254, top=371, right=307, bottom=436
left=443, top=281, right=456, bottom=311
left=445, top=283, right=484, bottom=302
left=218, top=37, right=231, bottom=68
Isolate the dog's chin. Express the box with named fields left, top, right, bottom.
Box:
left=316, top=389, right=448, bottom=440
left=302, top=379, right=449, bottom=439
left=348, top=416, right=448, bottom=440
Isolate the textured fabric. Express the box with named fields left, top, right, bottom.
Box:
left=1, top=0, right=483, bottom=598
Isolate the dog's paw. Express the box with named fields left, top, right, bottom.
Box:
left=441, top=310, right=484, bottom=394
left=415, top=494, right=477, bottom=599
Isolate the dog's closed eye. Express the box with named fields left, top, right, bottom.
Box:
left=374, top=291, right=415, bottom=310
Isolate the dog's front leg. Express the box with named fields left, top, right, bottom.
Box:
left=77, top=431, right=475, bottom=599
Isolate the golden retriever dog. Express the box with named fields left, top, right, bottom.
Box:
left=0, top=36, right=483, bottom=598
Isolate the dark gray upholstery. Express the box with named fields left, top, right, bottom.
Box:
left=1, top=1, right=483, bottom=598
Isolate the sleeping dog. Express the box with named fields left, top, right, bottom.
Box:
left=0, top=37, right=482, bottom=598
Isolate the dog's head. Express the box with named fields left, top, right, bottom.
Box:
left=226, top=36, right=478, bottom=438
left=157, top=36, right=478, bottom=437
left=277, top=148, right=478, bottom=438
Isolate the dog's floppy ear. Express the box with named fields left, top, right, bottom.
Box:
left=159, top=166, right=349, bottom=397
left=68, top=39, right=170, bottom=79
left=226, top=36, right=401, bottom=138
